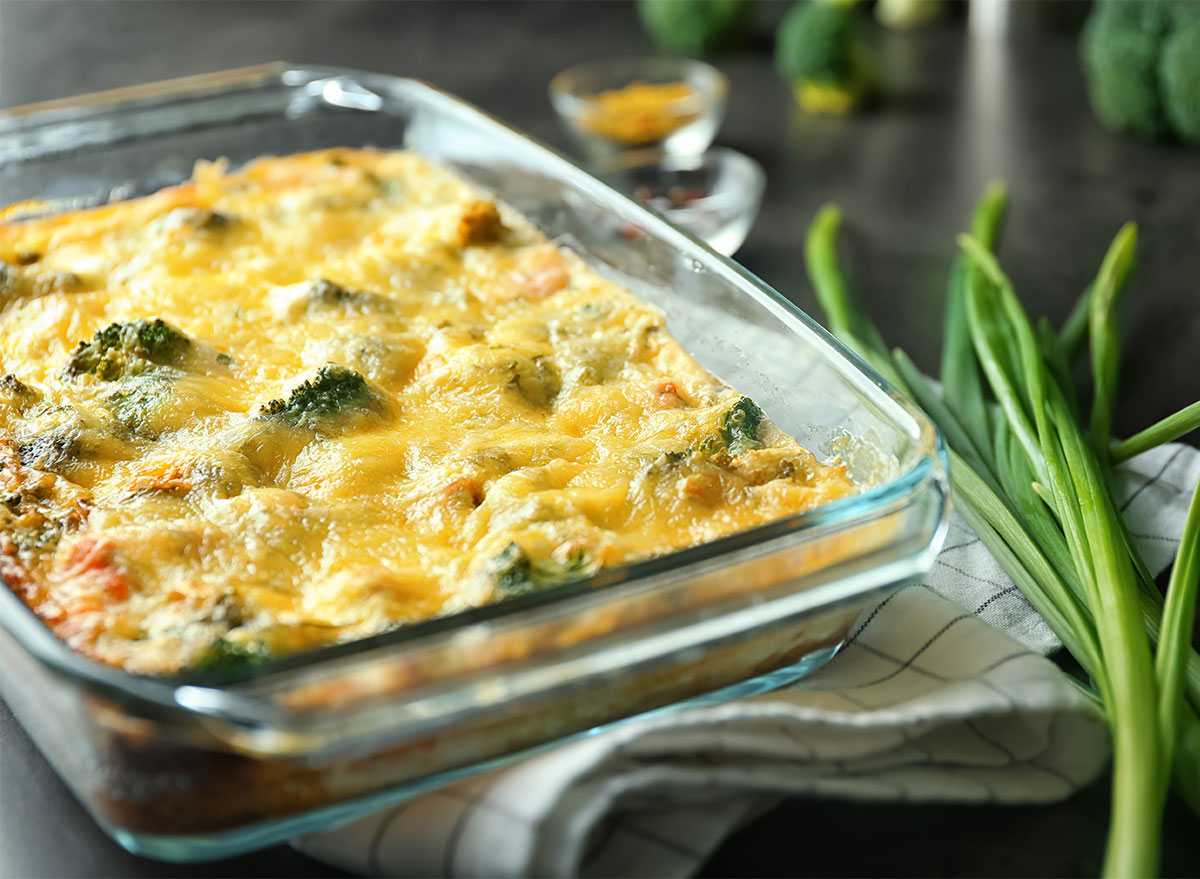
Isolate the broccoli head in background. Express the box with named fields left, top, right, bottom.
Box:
left=1160, top=16, right=1200, bottom=143
left=1080, top=0, right=1200, bottom=144
left=775, top=0, right=871, bottom=115
left=638, top=0, right=752, bottom=57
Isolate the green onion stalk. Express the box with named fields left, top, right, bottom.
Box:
left=804, top=193, right=1200, bottom=877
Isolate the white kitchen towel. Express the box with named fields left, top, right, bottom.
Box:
left=294, top=442, right=1200, bottom=878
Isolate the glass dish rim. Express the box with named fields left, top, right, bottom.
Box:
left=0, top=62, right=946, bottom=709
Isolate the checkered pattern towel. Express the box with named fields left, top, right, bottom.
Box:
left=294, top=442, right=1199, bottom=878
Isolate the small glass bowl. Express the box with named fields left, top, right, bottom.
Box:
left=549, top=57, right=728, bottom=161
left=599, top=147, right=765, bottom=256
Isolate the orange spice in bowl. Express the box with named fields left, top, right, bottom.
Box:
left=550, top=58, right=728, bottom=159
left=580, top=80, right=700, bottom=146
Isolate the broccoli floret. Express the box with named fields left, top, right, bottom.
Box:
left=258, top=364, right=380, bottom=429
left=13, top=406, right=133, bottom=475
left=1080, top=0, right=1200, bottom=142
left=271, top=278, right=396, bottom=321
left=191, top=636, right=269, bottom=673
left=0, top=374, right=41, bottom=407
left=16, top=434, right=79, bottom=472
left=775, top=1, right=871, bottom=114
left=508, top=355, right=561, bottom=408
left=719, top=396, right=765, bottom=453
left=1161, top=16, right=1200, bottom=143
left=104, top=377, right=167, bottom=434
left=690, top=396, right=767, bottom=456
left=1080, top=0, right=1172, bottom=138
left=638, top=0, right=752, bottom=57
left=489, top=543, right=537, bottom=599
left=486, top=542, right=595, bottom=600
left=66, top=319, right=190, bottom=381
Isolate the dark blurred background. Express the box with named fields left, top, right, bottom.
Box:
left=1, top=1, right=1198, bottom=876
left=1, top=1, right=1197, bottom=438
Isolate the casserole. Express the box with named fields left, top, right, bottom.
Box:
left=0, top=64, right=949, bottom=861
left=0, top=146, right=858, bottom=675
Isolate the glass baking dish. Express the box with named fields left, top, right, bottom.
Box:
left=0, top=64, right=949, bottom=861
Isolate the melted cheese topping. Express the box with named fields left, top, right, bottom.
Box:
left=0, top=149, right=855, bottom=674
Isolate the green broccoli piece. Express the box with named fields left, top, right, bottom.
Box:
left=1080, top=0, right=1200, bottom=142
left=1160, top=16, right=1200, bottom=143
left=258, top=364, right=380, bottom=429
left=191, top=636, right=269, bottom=673
left=489, top=542, right=537, bottom=599
left=66, top=319, right=190, bottom=381
left=638, top=0, right=752, bottom=57
left=690, top=396, right=767, bottom=456
left=487, top=543, right=595, bottom=600
left=16, top=434, right=79, bottom=472
left=719, top=396, right=765, bottom=453
left=104, top=375, right=169, bottom=434
left=775, top=1, right=871, bottom=115
left=0, top=374, right=41, bottom=406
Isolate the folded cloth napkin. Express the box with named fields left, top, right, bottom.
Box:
left=294, top=443, right=1199, bottom=878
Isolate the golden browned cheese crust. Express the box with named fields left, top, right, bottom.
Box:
left=0, top=148, right=855, bottom=674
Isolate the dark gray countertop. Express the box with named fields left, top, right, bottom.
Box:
left=1, top=1, right=1198, bottom=876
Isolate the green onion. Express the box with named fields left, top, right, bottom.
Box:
left=958, top=249, right=1048, bottom=487
left=804, top=205, right=890, bottom=362
left=1049, top=389, right=1160, bottom=877
left=1112, top=401, right=1200, bottom=463
left=804, top=192, right=1200, bottom=878
left=1087, top=223, right=1138, bottom=453
left=941, top=182, right=1007, bottom=458
left=1156, top=477, right=1200, bottom=796
left=1172, top=702, right=1200, bottom=815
